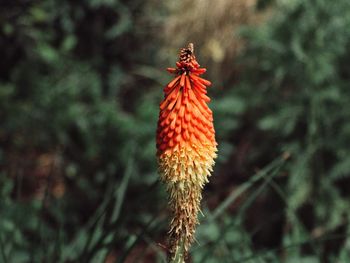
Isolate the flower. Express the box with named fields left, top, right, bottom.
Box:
left=156, top=43, right=217, bottom=259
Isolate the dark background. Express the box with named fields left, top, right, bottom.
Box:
left=1, top=0, right=350, bottom=262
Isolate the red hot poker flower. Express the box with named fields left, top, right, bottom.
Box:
left=156, top=43, right=217, bottom=259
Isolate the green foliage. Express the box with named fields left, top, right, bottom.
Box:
left=0, top=0, right=164, bottom=262
left=192, top=0, right=350, bottom=261
left=2, top=0, right=350, bottom=262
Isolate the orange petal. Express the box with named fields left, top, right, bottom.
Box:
left=170, top=118, right=176, bottom=130
left=167, top=68, right=177, bottom=73
left=185, top=76, right=191, bottom=89
left=179, top=105, right=185, bottom=118
left=175, top=126, right=181, bottom=134
left=167, top=76, right=181, bottom=88
left=180, top=74, right=186, bottom=87
left=167, top=131, right=174, bottom=138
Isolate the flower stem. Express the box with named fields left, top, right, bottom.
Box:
left=169, top=238, right=186, bottom=263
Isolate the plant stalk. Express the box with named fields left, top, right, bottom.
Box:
left=169, top=238, right=186, bottom=263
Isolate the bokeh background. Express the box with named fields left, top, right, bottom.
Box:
left=1, top=0, right=350, bottom=262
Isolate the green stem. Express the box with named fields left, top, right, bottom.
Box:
left=170, top=238, right=186, bottom=263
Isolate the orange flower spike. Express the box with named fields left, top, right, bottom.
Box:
left=156, top=43, right=217, bottom=261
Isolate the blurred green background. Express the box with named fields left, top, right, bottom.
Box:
left=1, top=0, right=350, bottom=262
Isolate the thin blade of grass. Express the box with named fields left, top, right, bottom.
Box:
left=211, top=156, right=288, bottom=221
